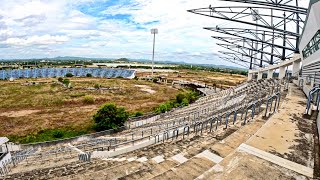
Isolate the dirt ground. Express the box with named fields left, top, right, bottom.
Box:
left=0, top=77, right=178, bottom=137
left=137, top=69, right=246, bottom=88
left=0, top=69, right=245, bottom=140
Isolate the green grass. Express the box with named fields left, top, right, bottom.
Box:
left=8, top=128, right=90, bottom=144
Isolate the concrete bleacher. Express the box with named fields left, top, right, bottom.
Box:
left=0, top=78, right=290, bottom=179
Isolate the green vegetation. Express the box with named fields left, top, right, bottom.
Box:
left=134, top=111, right=144, bottom=117
left=155, top=90, right=200, bottom=113
left=58, top=77, right=63, bottom=82
left=8, top=129, right=89, bottom=144
left=70, top=93, right=86, bottom=98
left=86, top=73, right=92, bottom=77
left=83, top=95, right=95, bottom=104
left=62, top=78, right=70, bottom=86
left=94, top=83, right=101, bottom=89
left=93, top=103, right=129, bottom=131
left=66, top=73, right=74, bottom=77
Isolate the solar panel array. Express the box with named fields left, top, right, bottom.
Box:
left=0, top=68, right=136, bottom=80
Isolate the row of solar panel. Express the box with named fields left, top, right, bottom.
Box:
left=0, top=68, right=136, bottom=79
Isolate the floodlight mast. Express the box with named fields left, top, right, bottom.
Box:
left=151, top=28, right=158, bottom=76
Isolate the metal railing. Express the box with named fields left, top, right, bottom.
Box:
left=305, top=86, right=320, bottom=115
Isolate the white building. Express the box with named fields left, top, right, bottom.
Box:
left=299, top=0, right=320, bottom=88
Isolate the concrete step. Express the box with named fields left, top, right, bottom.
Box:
left=118, top=159, right=178, bottom=180
left=150, top=156, right=215, bottom=180
left=65, top=160, right=144, bottom=180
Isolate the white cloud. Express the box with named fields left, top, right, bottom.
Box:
left=0, top=0, right=309, bottom=67
left=2, top=35, right=69, bottom=46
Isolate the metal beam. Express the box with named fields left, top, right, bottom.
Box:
left=188, top=6, right=304, bottom=37
left=219, top=0, right=307, bottom=13
left=205, top=27, right=297, bottom=51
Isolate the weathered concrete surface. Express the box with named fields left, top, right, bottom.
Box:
left=238, top=143, right=313, bottom=178
left=196, top=84, right=316, bottom=179
left=246, top=84, right=314, bottom=168
left=198, top=150, right=309, bottom=180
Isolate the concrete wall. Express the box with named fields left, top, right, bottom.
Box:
left=318, top=112, right=320, bottom=144
left=299, top=1, right=320, bottom=66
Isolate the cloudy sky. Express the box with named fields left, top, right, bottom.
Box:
left=0, top=0, right=309, bottom=67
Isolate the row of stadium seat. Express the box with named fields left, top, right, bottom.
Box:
left=0, top=68, right=136, bottom=79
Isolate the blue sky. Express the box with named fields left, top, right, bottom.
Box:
left=0, top=0, right=309, bottom=67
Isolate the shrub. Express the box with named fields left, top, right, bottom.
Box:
left=116, top=76, right=123, bottom=79
left=135, top=111, right=143, bottom=117
left=181, top=98, right=189, bottom=106
left=66, top=73, right=73, bottom=77
left=176, top=93, right=186, bottom=104
left=70, top=93, right=86, bottom=98
left=86, top=73, right=92, bottom=77
left=58, top=77, right=63, bottom=82
left=93, top=103, right=129, bottom=131
left=63, top=79, right=70, bottom=86
left=83, top=95, right=95, bottom=104
left=156, top=103, right=169, bottom=113
left=94, top=83, right=101, bottom=89
left=52, top=130, right=64, bottom=138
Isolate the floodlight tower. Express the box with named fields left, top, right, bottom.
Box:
left=151, top=28, right=158, bottom=76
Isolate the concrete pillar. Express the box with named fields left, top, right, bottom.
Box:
left=248, top=73, right=253, bottom=81
left=292, top=60, right=301, bottom=77
left=279, top=66, right=286, bottom=79
left=258, top=71, right=263, bottom=80
left=267, top=69, right=274, bottom=79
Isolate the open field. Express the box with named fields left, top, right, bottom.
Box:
left=137, top=69, right=246, bottom=88
left=0, top=78, right=178, bottom=139
left=0, top=69, right=246, bottom=143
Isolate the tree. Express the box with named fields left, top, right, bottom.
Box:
left=66, top=73, right=73, bottom=77
left=86, top=73, right=92, bottom=77
left=58, top=77, right=63, bottom=82
left=93, top=103, right=129, bottom=131
left=176, top=93, right=186, bottom=104
left=62, top=79, right=70, bottom=87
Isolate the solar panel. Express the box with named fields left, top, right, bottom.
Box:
left=0, top=68, right=136, bottom=80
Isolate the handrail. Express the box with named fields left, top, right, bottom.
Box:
left=305, top=86, right=320, bottom=115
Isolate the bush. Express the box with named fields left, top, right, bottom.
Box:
left=93, top=103, right=129, bottom=131
left=86, top=73, right=92, bottom=77
left=52, top=130, right=64, bottom=138
left=83, top=95, right=95, bottom=104
left=156, top=103, right=168, bottom=113
left=70, top=93, right=86, bottom=98
left=58, top=77, right=63, bottom=82
left=66, top=73, right=73, bottom=77
left=181, top=98, right=189, bottom=106
left=94, top=84, right=101, bottom=89
left=116, top=76, right=123, bottom=78
left=62, top=78, right=70, bottom=86
left=176, top=93, right=186, bottom=104
left=135, top=111, right=143, bottom=117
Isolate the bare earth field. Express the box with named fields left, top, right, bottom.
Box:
left=0, top=78, right=178, bottom=137
left=0, top=69, right=246, bottom=141
left=137, top=69, right=246, bottom=88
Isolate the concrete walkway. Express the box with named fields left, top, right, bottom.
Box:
left=196, top=84, right=315, bottom=179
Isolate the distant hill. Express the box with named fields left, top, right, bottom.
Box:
left=0, top=56, right=246, bottom=71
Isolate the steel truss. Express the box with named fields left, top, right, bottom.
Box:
left=188, top=0, right=306, bottom=69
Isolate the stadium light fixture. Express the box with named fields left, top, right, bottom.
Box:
left=151, top=28, right=158, bottom=76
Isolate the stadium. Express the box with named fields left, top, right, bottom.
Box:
left=0, top=0, right=320, bottom=179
